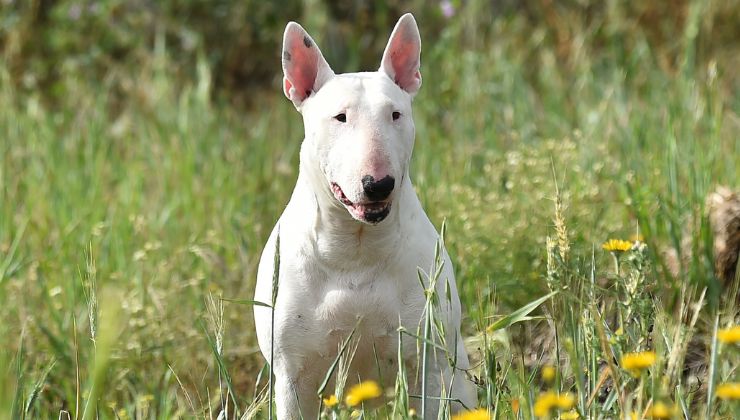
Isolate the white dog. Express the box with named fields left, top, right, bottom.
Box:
left=254, top=14, right=476, bottom=418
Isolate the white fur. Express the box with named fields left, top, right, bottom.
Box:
left=254, top=14, right=476, bottom=419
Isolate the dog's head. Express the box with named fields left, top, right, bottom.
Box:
left=281, top=14, right=422, bottom=225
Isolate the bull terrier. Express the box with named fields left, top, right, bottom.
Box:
left=253, top=13, right=476, bottom=418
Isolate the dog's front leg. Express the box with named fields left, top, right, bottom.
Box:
left=407, top=351, right=475, bottom=417
left=274, top=373, right=320, bottom=420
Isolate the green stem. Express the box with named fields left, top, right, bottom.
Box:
left=612, top=253, right=620, bottom=277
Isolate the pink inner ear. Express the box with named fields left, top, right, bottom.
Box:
left=283, top=78, right=294, bottom=98
left=385, top=31, right=421, bottom=92
left=284, top=30, right=321, bottom=101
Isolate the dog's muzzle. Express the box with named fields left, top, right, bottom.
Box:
left=331, top=182, right=391, bottom=224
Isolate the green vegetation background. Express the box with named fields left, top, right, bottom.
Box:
left=1, top=0, right=738, bottom=417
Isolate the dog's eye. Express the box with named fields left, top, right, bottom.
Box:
left=334, top=113, right=347, bottom=123
left=392, top=111, right=401, bottom=121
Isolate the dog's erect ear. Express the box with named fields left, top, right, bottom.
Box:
left=282, top=22, right=334, bottom=108
left=379, top=13, right=422, bottom=97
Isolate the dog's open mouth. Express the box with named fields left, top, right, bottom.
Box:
left=331, top=182, right=391, bottom=224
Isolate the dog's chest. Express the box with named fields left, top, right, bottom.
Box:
left=307, top=265, right=424, bottom=354
left=318, top=269, right=412, bottom=323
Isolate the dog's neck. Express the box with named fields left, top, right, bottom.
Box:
left=295, top=149, right=407, bottom=270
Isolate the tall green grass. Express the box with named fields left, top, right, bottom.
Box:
left=1, top=0, right=738, bottom=417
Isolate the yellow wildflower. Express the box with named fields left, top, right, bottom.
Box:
left=451, top=408, right=489, bottom=420
left=717, top=326, right=740, bottom=344
left=621, top=351, right=656, bottom=377
left=408, top=408, right=417, bottom=417
left=647, top=401, right=674, bottom=419
left=716, top=382, right=740, bottom=400
left=602, top=239, right=632, bottom=252
left=350, top=409, right=361, bottom=418
left=542, top=365, right=556, bottom=382
left=533, top=391, right=575, bottom=417
left=322, top=394, right=338, bottom=408
left=561, top=410, right=580, bottom=419
left=556, top=394, right=575, bottom=410
left=345, top=380, right=382, bottom=406
left=533, top=392, right=558, bottom=416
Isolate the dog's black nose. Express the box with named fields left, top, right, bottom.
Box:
left=362, top=175, right=395, bottom=202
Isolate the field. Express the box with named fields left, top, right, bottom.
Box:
left=1, top=0, right=739, bottom=418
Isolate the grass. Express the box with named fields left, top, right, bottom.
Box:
left=1, top=0, right=739, bottom=418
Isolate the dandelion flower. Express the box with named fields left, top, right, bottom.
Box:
left=533, top=391, right=575, bottom=417
left=716, top=382, right=740, bottom=400
left=561, top=410, right=580, bottom=419
left=533, top=392, right=557, bottom=415
left=603, top=239, right=633, bottom=252
left=322, top=394, right=338, bottom=408
left=542, top=365, right=556, bottom=382
left=717, top=326, right=740, bottom=344
left=345, top=380, right=382, bottom=406
left=647, top=401, right=674, bottom=419
left=408, top=408, right=417, bottom=417
left=451, top=408, right=489, bottom=420
left=621, top=351, right=656, bottom=377
left=555, top=394, right=575, bottom=410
